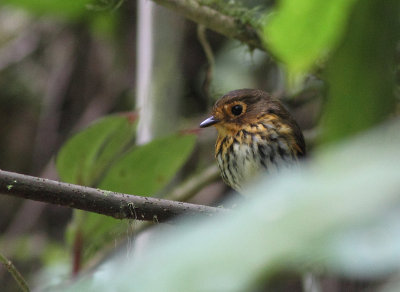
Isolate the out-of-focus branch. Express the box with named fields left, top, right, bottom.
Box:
left=31, top=31, right=76, bottom=173
left=197, top=24, right=215, bottom=101
left=150, top=0, right=264, bottom=50
left=167, top=164, right=220, bottom=201
left=0, top=253, right=29, bottom=292
left=0, top=170, right=225, bottom=223
left=0, top=28, right=39, bottom=71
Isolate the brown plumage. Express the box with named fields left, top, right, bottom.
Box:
left=200, top=89, right=305, bottom=191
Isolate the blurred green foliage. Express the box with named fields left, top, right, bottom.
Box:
left=2, top=0, right=89, bottom=19
left=265, top=0, right=398, bottom=144
left=3, top=0, right=119, bottom=39
left=264, top=0, right=358, bottom=75
left=321, top=0, right=398, bottom=143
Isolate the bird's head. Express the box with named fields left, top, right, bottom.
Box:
left=200, top=89, right=291, bottom=136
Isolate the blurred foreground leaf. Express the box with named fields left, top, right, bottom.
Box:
left=61, top=119, right=400, bottom=291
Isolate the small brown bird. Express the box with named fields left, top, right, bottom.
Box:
left=200, top=89, right=306, bottom=191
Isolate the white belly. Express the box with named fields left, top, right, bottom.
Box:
left=216, top=136, right=296, bottom=191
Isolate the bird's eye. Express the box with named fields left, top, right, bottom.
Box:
left=231, top=104, right=243, bottom=116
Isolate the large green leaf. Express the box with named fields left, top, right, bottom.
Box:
left=56, top=113, right=137, bottom=265
left=99, top=133, right=197, bottom=196
left=61, top=129, right=196, bottom=265
left=56, top=113, right=137, bottom=186
left=263, top=0, right=358, bottom=75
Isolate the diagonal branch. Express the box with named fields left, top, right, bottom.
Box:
left=0, top=253, right=29, bottom=292
left=0, top=170, right=225, bottom=223
left=150, top=0, right=264, bottom=50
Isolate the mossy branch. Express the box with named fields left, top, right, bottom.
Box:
left=150, top=0, right=265, bottom=50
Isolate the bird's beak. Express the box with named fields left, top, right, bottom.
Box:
left=200, top=116, right=219, bottom=128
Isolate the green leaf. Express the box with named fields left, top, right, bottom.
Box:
left=63, top=131, right=196, bottom=265
left=57, top=113, right=137, bottom=266
left=56, top=113, right=137, bottom=186
left=263, top=0, right=358, bottom=75
left=320, top=0, right=398, bottom=144
left=2, top=0, right=89, bottom=19
left=99, top=133, right=197, bottom=196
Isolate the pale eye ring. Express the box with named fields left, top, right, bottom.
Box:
left=231, top=104, right=243, bottom=116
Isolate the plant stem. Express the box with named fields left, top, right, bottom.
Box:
left=0, top=253, right=30, bottom=292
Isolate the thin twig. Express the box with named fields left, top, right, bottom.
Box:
left=0, top=29, right=39, bottom=71
left=166, top=164, right=220, bottom=201
left=0, top=253, right=30, bottom=292
left=151, top=0, right=264, bottom=50
left=31, top=31, right=76, bottom=172
left=0, top=170, right=225, bottom=223
left=197, top=24, right=215, bottom=102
